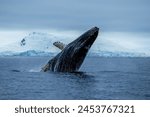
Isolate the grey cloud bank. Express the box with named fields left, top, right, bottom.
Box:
left=0, top=0, right=150, bottom=32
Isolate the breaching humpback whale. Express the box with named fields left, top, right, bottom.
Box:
left=42, top=27, right=99, bottom=72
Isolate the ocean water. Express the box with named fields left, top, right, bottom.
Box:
left=0, top=56, right=150, bottom=100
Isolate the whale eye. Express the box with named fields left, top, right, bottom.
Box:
left=85, top=45, right=91, bottom=50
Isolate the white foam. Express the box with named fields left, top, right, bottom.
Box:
left=29, top=68, right=41, bottom=72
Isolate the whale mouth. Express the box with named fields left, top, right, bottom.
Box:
left=42, top=27, right=99, bottom=72
left=76, top=27, right=99, bottom=50
left=62, top=26, right=99, bottom=71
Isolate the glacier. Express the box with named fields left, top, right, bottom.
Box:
left=0, top=31, right=150, bottom=57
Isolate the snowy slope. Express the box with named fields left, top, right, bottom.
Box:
left=0, top=31, right=149, bottom=57
left=0, top=32, right=63, bottom=56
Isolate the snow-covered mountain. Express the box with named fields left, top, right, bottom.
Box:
left=0, top=31, right=149, bottom=57
left=0, top=32, right=63, bottom=56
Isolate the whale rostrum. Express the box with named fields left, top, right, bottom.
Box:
left=41, top=27, right=99, bottom=72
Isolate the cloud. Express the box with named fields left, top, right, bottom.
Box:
left=0, top=0, right=150, bottom=31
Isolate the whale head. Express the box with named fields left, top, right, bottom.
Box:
left=52, top=27, right=99, bottom=72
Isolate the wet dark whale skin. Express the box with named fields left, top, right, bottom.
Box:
left=42, top=27, right=99, bottom=72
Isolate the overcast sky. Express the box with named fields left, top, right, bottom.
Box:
left=0, top=0, right=150, bottom=32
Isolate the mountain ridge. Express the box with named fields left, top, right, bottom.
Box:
left=0, top=32, right=149, bottom=57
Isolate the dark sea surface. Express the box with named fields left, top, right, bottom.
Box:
left=0, top=56, right=150, bottom=100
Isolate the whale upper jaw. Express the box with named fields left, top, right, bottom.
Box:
left=53, top=27, right=99, bottom=72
